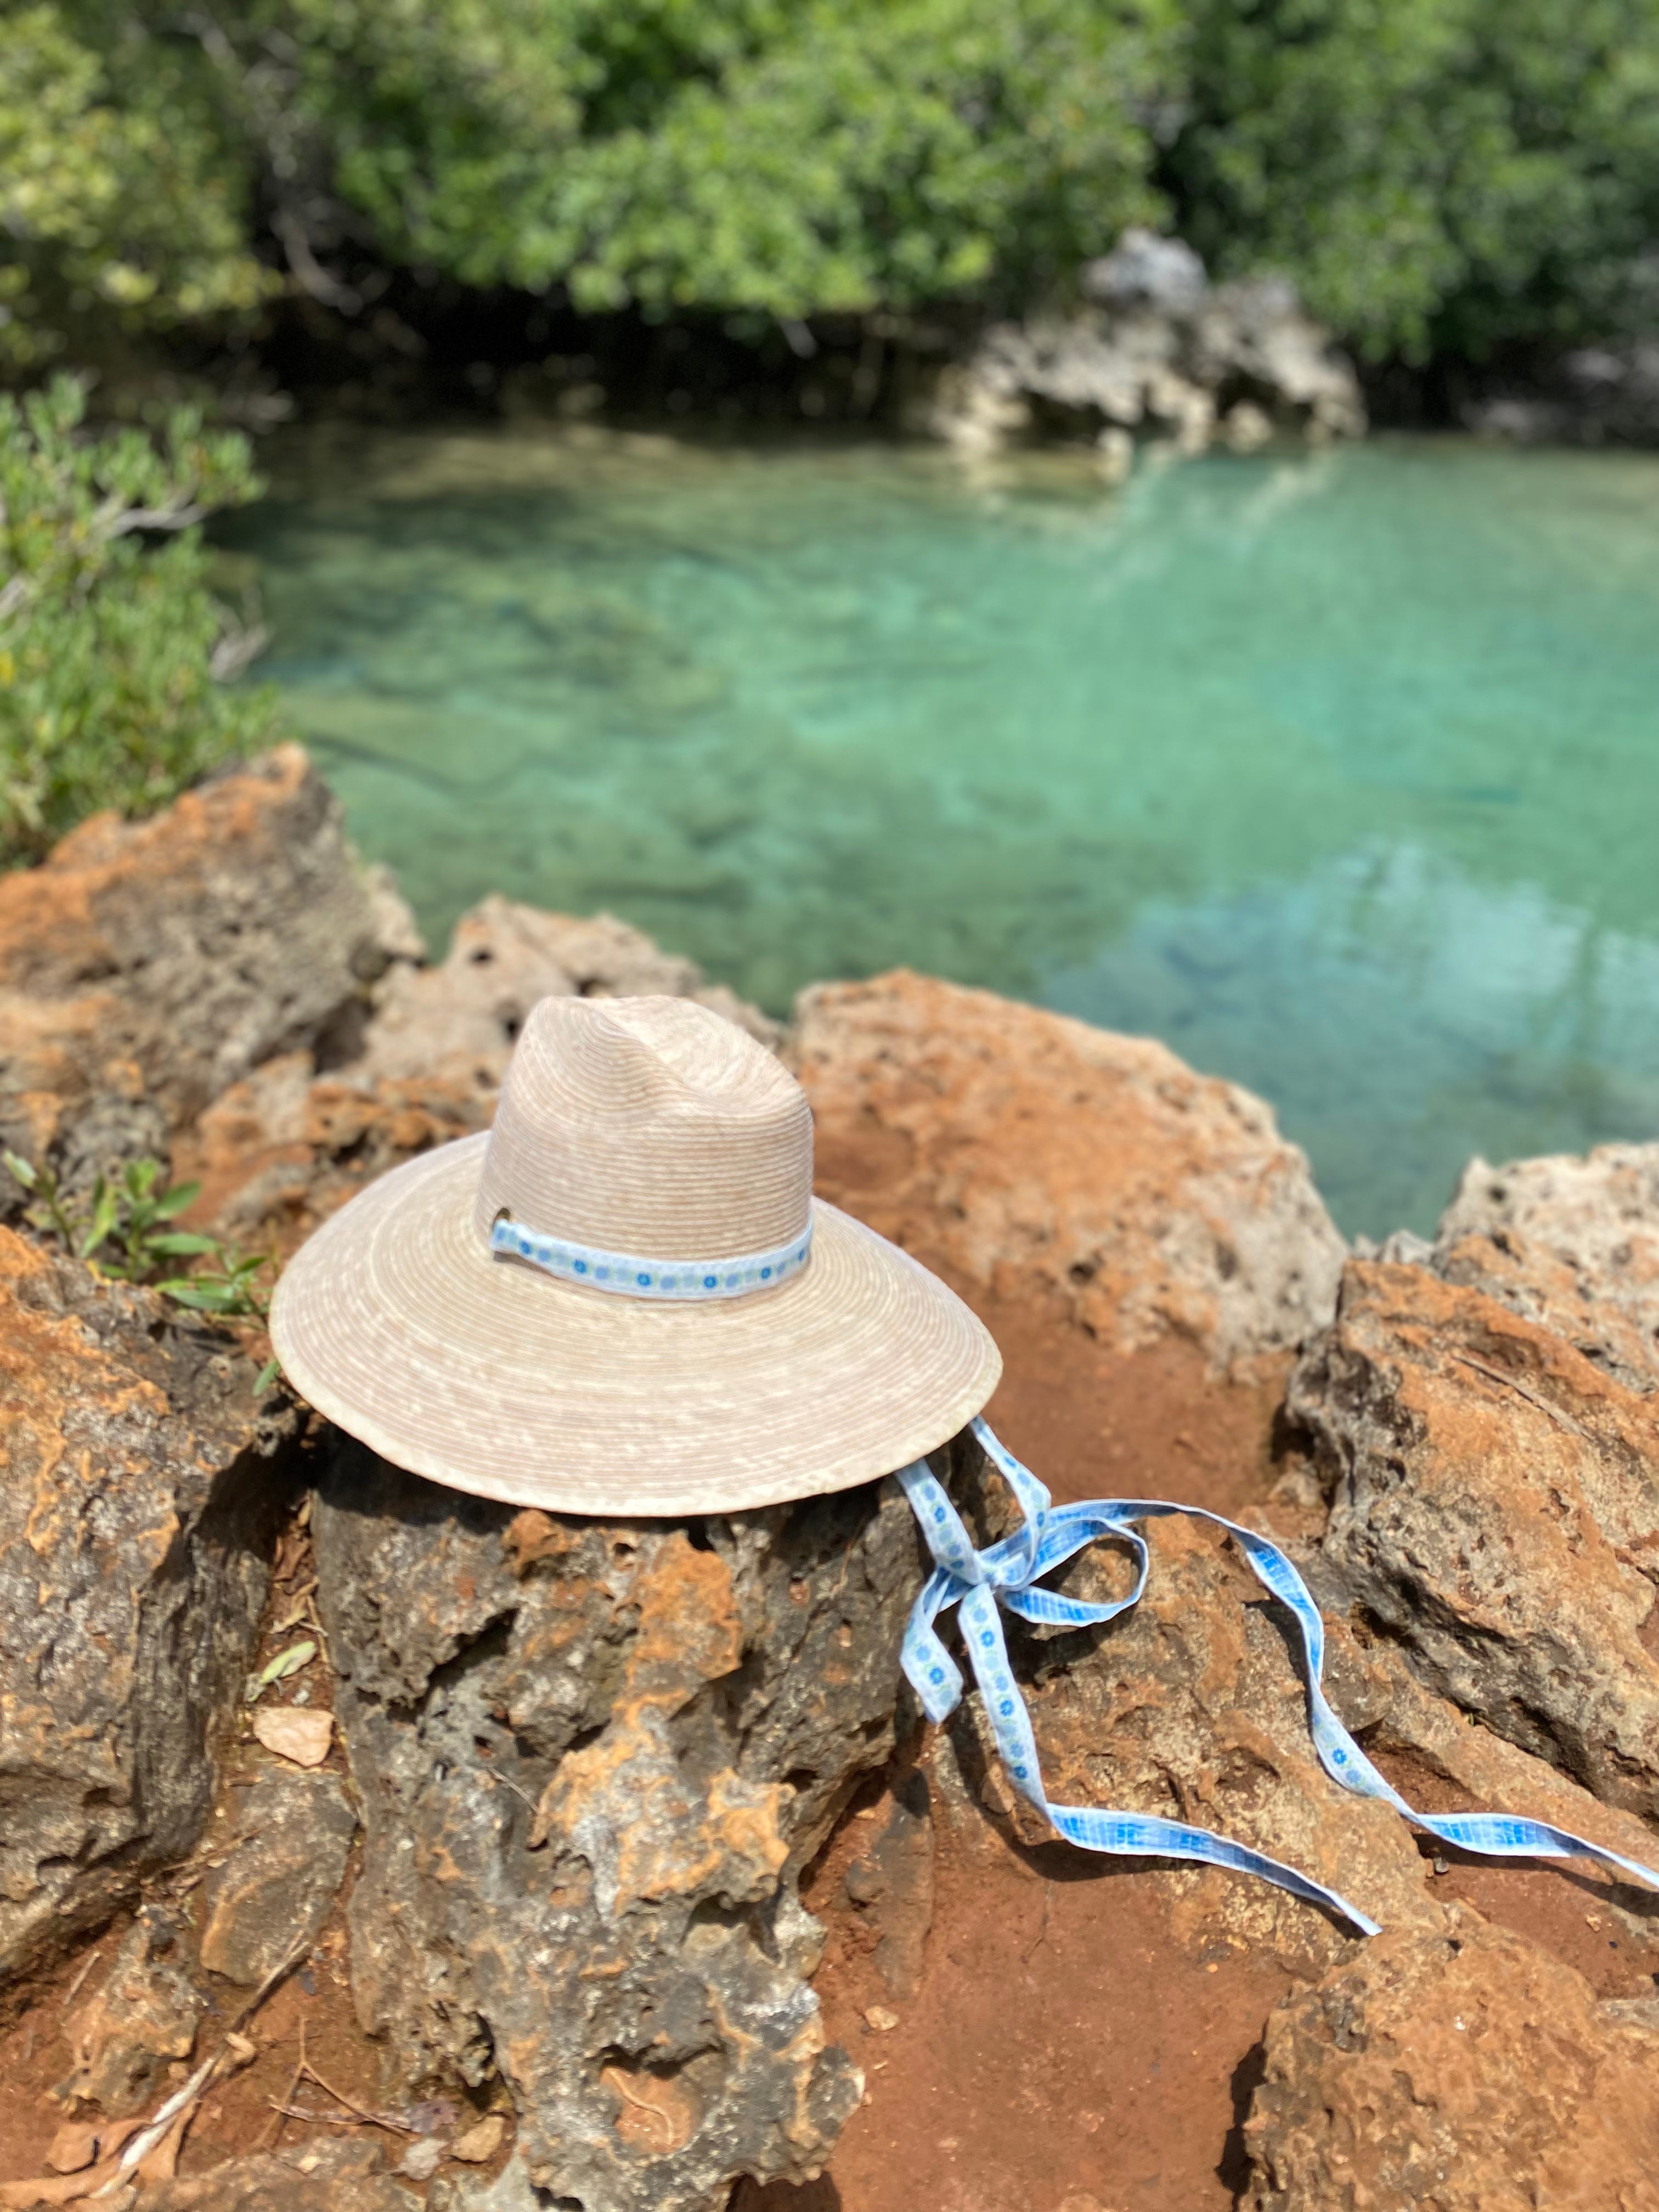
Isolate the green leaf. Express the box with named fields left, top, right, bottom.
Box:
left=144, top=1231, right=220, bottom=1256
left=78, top=1180, right=117, bottom=1258
left=153, top=1181, right=203, bottom=1220
left=4, top=1151, right=38, bottom=1191
left=255, top=1356, right=281, bottom=1395
left=123, top=1159, right=158, bottom=1201
left=249, top=1639, right=316, bottom=1700
left=155, top=1279, right=239, bottom=1311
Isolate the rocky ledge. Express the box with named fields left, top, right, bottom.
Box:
left=927, top=229, right=1365, bottom=467
left=4, top=751, right=1659, bottom=2212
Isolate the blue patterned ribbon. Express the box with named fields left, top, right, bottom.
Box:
left=489, top=1215, right=811, bottom=1301
left=899, top=1416, right=1659, bottom=1936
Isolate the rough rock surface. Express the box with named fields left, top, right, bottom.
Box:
left=176, top=1050, right=489, bottom=1259
left=135, top=2137, right=409, bottom=2211
left=0, top=1225, right=297, bottom=1989
left=57, top=1907, right=205, bottom=2111
left=0, top=747, right=411, bottom=1200
left=429, top=2155, right=543, bottom=2212
left=838, top=1773, right=934, bottom=2002
left=1415, top=1142, right=1659, bottom=1393
left=1242, top=1908, right=1659, bottom=2210
left=928, top=229, right=1364, bottom=459
left=1329, top=1620, right=1659, bottom=1925
left=358, top=897, right=777, bottom=1086
left=312, top=1437, right=930, bottom=2212
left=927, top=1439, right=1440, bottom=1972
left=195, top=1768, right=357, bottom=1987
left=792, top=971, right=1345, bottom=1373
left=1291, top=1260, right=1659, bottom=1822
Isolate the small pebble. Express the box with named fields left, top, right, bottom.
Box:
left=864, top=2005, right=900, bottom=2032
left=450, top=2113, right=507, bottom=2164
left=398, top=2138, right=443, bottom=2182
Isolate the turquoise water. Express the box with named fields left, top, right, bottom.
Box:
left=225, top=427, right=1659, bottom=1238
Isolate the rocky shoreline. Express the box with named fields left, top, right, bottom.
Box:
left=4, top=750, right=1659, bottom=2210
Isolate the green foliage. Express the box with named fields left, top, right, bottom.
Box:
left=5, top=0, right=1658, bottom=384
left=565, top=0, right=1180, bottom=315
left=1, top=374, right=281, bottom=864
left=1167, top=0, right=1659, bottom=360
left=233, top=0, right=1177, bottom=315
left=4, top=1147, right=275, bottom=1319
left=0, top=2, right=273, bottom=371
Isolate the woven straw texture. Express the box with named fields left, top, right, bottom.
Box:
left=271, top=996, right=1000, bottom=1514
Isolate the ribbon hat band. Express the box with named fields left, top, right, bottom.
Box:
left=490, top=1214, right=812, bottom=1302
left=901, top=1416, right=1659, bottom=1937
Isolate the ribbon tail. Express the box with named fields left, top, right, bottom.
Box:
left=1044, top=1802, right=1382, bottom=1936
left=1212, top=1504, right=1659, bottom=1898
left=955, top=1575, right=1378, bottom=1934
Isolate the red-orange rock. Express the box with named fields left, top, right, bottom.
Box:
left=56, top=1906, right=203, bottom=2113
left=927, top=1435, right=1440, bottom=1973
left=0, top=747, right=410, bottom=1199
left=791, top=971, right=1344, bottom=1371
left=1242, top=1908, right=1659, bottom=2210
left=174, top=1049, right=488, bottom=1261
left=1293, top=1260, right=1659, bottom=1821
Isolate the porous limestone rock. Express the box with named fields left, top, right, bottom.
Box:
left=357, top=896, right=777, bottom=1087
left=0, top=1226, right=297, bottom=1990
left=311, top=1437, right=928, bottom=2212
left=791, top=972, right=1345, bottom=1373
left=1290, top=1260, right=1659, bottom=1821
left=136, top=2137, right=410, bottom=2210
left=0, top=747, right=412, bottom=1201
left=1328, top=1618, right=1659, bottom=1931
left=1423, top=1141, right=1659, bottom=1392
left=927, top=230, right=1364, bottom=458
left=924, top=1433, right=1439, bottom=1974
left=195, top=1767, right=357, bottom=1987
left=1241, top=1909, right=1659, bottom=2210
left=429, top=2153, right=544, bottom=2212
left=57, top=1907, right=205, bottom=2112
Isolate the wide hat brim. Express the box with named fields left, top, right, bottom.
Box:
left=270, top=1132, right=1001, bottom=1516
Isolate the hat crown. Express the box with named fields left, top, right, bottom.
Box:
left=474, top=996, right=811, bottom=1260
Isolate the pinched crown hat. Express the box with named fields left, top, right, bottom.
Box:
left=270, top=994, right=1001, bottom=1514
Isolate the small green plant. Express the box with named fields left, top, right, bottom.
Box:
left=4, top=1148, right=275, bottom=1323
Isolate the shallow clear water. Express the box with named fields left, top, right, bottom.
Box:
left=223, top=426, right=1659, bottom=1238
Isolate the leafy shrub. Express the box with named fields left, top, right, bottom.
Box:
left=6, top=0, right=1658, bottom=386
left=1167, top=0, right=1659, bottom=362
left=256, top=0, right=1180, bottom=317
left=1, top=374, right=282, bottom=865
left=0, top=2, right=273, bottom=373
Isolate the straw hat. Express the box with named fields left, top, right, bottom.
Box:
left=270, top=994, right=1001, bottom=1515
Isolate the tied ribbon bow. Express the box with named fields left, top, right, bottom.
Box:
left=899, top=1417, right=1659, bottom=1935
